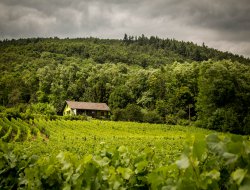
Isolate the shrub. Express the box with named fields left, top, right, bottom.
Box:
left=111, top=108, right=127, bottom=121
left=243, top=114, right=250, bottom=135
left=177, top=119, right=190, bottom=126
left=26, top=103, right=56, bottom=116
left=124, top=104, right=143, bottom=122
left=143, top=110, right=163, bottom=123
left=207, top=108, right=240, bottom=133
left=60, top=115, right=87, bottom=121
left=165, top=114, right=178, bottom=125
left=1, top=107, right=21, bottom=120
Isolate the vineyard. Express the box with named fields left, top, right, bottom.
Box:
left=0, top=118, right=250, bottom=189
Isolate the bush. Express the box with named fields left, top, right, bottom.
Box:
left=26, top=103, right=56, bottom=116
left=111, top=105, right=144, bottom=122
left=111, top=108, right=123, bottom=121
left=0, top=106, right=6, bottom=112
left=176, top=109, right=187, bottom=119
left=155, top=100, right=168, bottom=117
left=124, top=104, right=143, bottom=122
left=165, top=114, right=178, bottom=125
left=243, top=114, right=250, bottom=135
left=60, top=115, right=87, bottom=121
left=20, top=112, right=35, bottom=120
left=111, top=108, right=127, bottom=121
left=0, top=107, right=21, bottom=120
left=207, top=108, right=240, bottom=133
left=143, top=110, right=163, bottom=123
left=0, top=103, right=58, bottom=121
left=177, top=119, right=190, bottom=126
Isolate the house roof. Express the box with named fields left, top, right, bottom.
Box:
left=66, top=101, right=110, bottom=111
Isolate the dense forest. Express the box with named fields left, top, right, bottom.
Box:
left=0, top=35, right=250, bottom=134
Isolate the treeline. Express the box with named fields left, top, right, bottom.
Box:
left=1, top=34, right=249, bottom=68
left=0, top=36, right=250, bottom=134
left=123, top=34, right=250, bottom=64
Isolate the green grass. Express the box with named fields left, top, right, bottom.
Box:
left=9, top=119, right=212, bottom=164
left=2, top=118, right=249, bottom=189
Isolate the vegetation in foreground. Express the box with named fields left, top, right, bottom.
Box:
left=0, top=118, right=250, bottom=189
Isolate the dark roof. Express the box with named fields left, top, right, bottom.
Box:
left=66, top=101, right=110, bottom=111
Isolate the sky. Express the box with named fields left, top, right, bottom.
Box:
left=0, top=0, right=250, bottom=58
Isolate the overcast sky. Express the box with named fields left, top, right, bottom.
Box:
left=0, top=0, right=250, bottom=57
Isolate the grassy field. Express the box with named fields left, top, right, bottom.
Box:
left=2, top=118, right=249, bottom=189
left=5, top=119, right=212, bottom=162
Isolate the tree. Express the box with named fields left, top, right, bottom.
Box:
left=108, top=86, right=132, bottom=109
left=196, top=60, right=250, bottom=134
left=125, top=104, right=143, bottom=122
left=123, top=33, right=128, bottom=42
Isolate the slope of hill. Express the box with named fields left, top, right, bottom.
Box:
left=1, top=35, right=249, bottom=69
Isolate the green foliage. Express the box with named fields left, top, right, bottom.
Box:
left=0, top=118, right=50, bottom=142
left=243, top=114, right=250, bottom=134
left=165, top=114, right=178, bottom=125
left=26, top=103, right=56, bottom=116
left=155, top=100, right=168, bottom=117
left=0, top=103, right=58, bottom=121
left=143, top=110, right=163, bottom=124
left=1, top=36, right=250, bottom=134
left=124, top=104, right=143, bottom=122
left=0, top=104, right=28, bottom=119
left=0, top=107, right=21, bottom=120
left=110, top=108, right=127, bottom=121
left=0, top=119, right=197, bottom=189
left=196, top=60, right=250, bottom=134
left=0, top=118, right=249, bottom=190
left=207, top=108, right=240, bottom=132
left=148, top=133, right=250, bottom=189
left=108, top=86, right=132, bottom=109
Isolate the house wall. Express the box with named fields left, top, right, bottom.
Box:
left=63, top=104, right=110, bottom=118
left=63, top=105, right=74, bottom=115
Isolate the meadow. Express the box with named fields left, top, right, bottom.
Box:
left=0, top=118, right=249, bottom=189
left=1, top=118, right=210, bottom=159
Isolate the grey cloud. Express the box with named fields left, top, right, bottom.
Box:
left=183, top=0, right=250, bottom=39
left=134, top=0, right=250, bottom=41
left=0, top=0, right=249, bottom=57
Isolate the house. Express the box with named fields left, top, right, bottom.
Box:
left=63, top=100, right=110, bottom=118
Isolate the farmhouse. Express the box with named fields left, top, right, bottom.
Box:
left=63, top=100, right=110, bottom=118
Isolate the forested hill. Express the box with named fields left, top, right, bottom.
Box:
left=1, top=35, right=249, bottom=67
left=1, top=35, right=250, bottom=135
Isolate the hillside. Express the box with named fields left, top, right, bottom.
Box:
left=1, top=35, right=249, bottom=68
left=0, top=35, right=250, bottom=135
